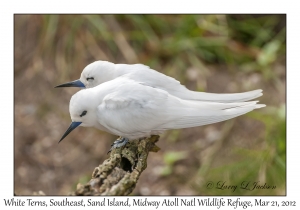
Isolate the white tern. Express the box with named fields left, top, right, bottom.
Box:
left=58, top=77, right=265, bottom=146
left=55, top=60, right=262, bottom=103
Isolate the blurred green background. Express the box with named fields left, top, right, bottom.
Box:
left=14, top=14, right=286, bottom=195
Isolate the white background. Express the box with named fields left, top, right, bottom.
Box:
left=1, top=0, right=298, bottom=209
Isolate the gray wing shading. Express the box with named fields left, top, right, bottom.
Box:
left=97, top=79, right=265, bottom=139
left=123, top=64, right=262, bottom=102
left=97, top=82, right=170, bottom=138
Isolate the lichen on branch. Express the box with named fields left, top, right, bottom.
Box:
left=73, top=135, right=160, bottom=196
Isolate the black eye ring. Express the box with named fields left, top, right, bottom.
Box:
left=87, top=77, right=94, bottom=81
left=80, top=110, right=87, bottom=117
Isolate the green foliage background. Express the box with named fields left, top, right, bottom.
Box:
left=14, top=14, right=286, bottom=195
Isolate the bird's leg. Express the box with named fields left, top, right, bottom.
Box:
left=111, top=136, right=129, bottom=147
left=107, top=136, right=129, bottom=154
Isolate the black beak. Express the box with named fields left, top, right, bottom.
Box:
left=58, top=122, right=82, bottom=143
left=55, top=79, right=85, bottom=88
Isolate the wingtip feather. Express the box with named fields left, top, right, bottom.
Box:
left=255, top=104, right=266, bottom=109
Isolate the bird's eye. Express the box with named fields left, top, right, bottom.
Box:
left=80, top=110, right=87, bottom=117
left=87, top=77, right=94, bottom=81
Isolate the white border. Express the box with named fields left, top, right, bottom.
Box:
left=2, top=0, right=299, bottom=209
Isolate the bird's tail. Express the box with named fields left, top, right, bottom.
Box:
left=159, top=100, right=265, bottom=130
left=177, top=89, right=263, bottom=103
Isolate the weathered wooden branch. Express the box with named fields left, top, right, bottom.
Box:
left=72, top=135, right=160, bottom=196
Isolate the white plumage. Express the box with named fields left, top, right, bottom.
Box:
left=56, top=60, right=263, bottom=103
left=66, top=77, right=265, bottom=140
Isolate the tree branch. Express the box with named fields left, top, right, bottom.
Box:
left=72, top=135, right=160, bottom=196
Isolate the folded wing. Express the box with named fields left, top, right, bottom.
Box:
left=123, top=64, right=262, bottom=102
left=97, top=79, right=265, bottom=139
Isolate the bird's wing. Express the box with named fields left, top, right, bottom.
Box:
left=97, top=79, right=264, bottom=138
left=121, top=64, right=262, bottom=102
left=97, top=81, right=170, bottom=137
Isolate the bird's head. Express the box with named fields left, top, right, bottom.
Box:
left=58, top=89, right=98, bottom=143
left=55, top=60, right=115, bottom=89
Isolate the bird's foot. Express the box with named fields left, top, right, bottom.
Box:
left=107, top=137, right=129, bottom=154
